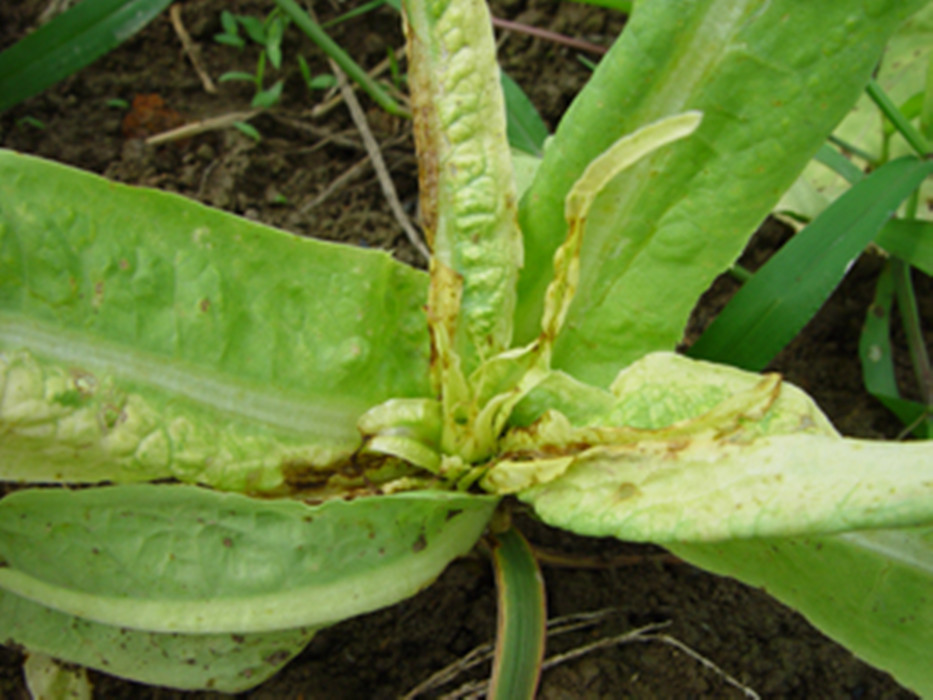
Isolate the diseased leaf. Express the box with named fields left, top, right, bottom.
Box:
left=404, top=0, right=523, bottom=373
left=1, top=590, right=315, bottom=692
left=0, top=349, right=363, bottom=492
left=0, top=150, right=431, bottom=490
left=0, top=485, right=497, bottom=633
left=514, top=0, right=929, bottom=385
left=517, top=433, right=933, bottom=542
left=501, top=353, right=933, bottom=540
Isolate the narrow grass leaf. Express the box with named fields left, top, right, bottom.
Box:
left=813, top=143, right=864, bottom=185
left=876, top=218, right=933, bottom=277
left=275, top=0, right=407, bottom=117
left=488, top=527, right=545, bottom=700
left=501, top=73, right=549, bottom=156
left=0, top=0, right=172, bottom=112
left=689, top=156, right=933, bottom=371
left=858, top=266, right=931, bottom=437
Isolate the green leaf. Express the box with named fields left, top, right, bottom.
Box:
left=0, top=485, right=497, bottom=634
left=233, top=120, right=262, bottom=141
left=220, top=10, right=240, bottom=36
left=877, top=218, right=933, bottom=276
left=779, top=5, right=933, bottom=225
left=265, top=15, right=288, bottom=70
left=688, top=156, right=933, bottom=370
left=501, top=72, right=549, bottom=156
left=214, top=33, right=246, bottom=49
left=670, top=526, right=933, bottom=697
left=859, top=260, right=932, bottom=437
left=238, top=15, right=268, bottom=45
left=219, top=70, right=258, bottom=83
left=0, top=0, right=172, bottom=112
left=1, top=590, right=315, bottom=692
left=0, top=150, right=430, bottom=490
left=252, top=79, right=285, bottom=108
left=514, top=0, right=929, bottom=386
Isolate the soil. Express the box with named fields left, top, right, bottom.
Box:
left=0, top=1, right=929, bottom=698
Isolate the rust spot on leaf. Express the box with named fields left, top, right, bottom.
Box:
left=614, top=483, right=640, bottom=501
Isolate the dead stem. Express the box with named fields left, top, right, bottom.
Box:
left=145, top=110, right=263, bottom=146
left=169, top=4, right=217, bottom=94
left=327, top=58, right=431, bottom=261
left=492, top=16, right=609, bottom=55
left=633, top=634, right=761, bottom=700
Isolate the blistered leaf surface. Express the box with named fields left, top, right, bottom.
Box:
left=405, top=0, right=523, bottom=371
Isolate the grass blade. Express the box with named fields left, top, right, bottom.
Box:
left=859, top=262, right=932, bottom=437
left=488, top=527, right=545, bottom=700
left=689, top=156, right=933, bottom=370
left=877, top=218, right=933, bottom=277
left=502, top=72, right=549, bottom=156
left=274, top=0, right=408, bottom=117
left=0, top=0, right=171, bottom=112
left=866, top=78, right=933, bottom=157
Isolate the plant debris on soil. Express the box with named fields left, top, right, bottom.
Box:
left=0, top=0, right=928, bottom=698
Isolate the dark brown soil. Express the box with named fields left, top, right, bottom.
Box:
left=0, top=1, right=927, bottom=698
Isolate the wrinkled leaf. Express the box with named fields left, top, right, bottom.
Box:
left=405, top=0, right=523, bottom=373
left=0, top=150, right=431, bottom=490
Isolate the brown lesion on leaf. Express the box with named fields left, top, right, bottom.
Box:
left=404, top=12, right=440, bottom=252
left=277, top=450, right=431, bottom=503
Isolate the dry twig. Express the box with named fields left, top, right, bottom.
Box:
left=633, top=633, right=761, bottom=699
left=169, top=4, right=218, bottom=94
left=327, top=59, right=430, bottom=260
left=145, top=110, right=262, bottom=146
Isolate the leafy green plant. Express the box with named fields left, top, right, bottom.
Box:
left=2, top=1, right=932, bottom=698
